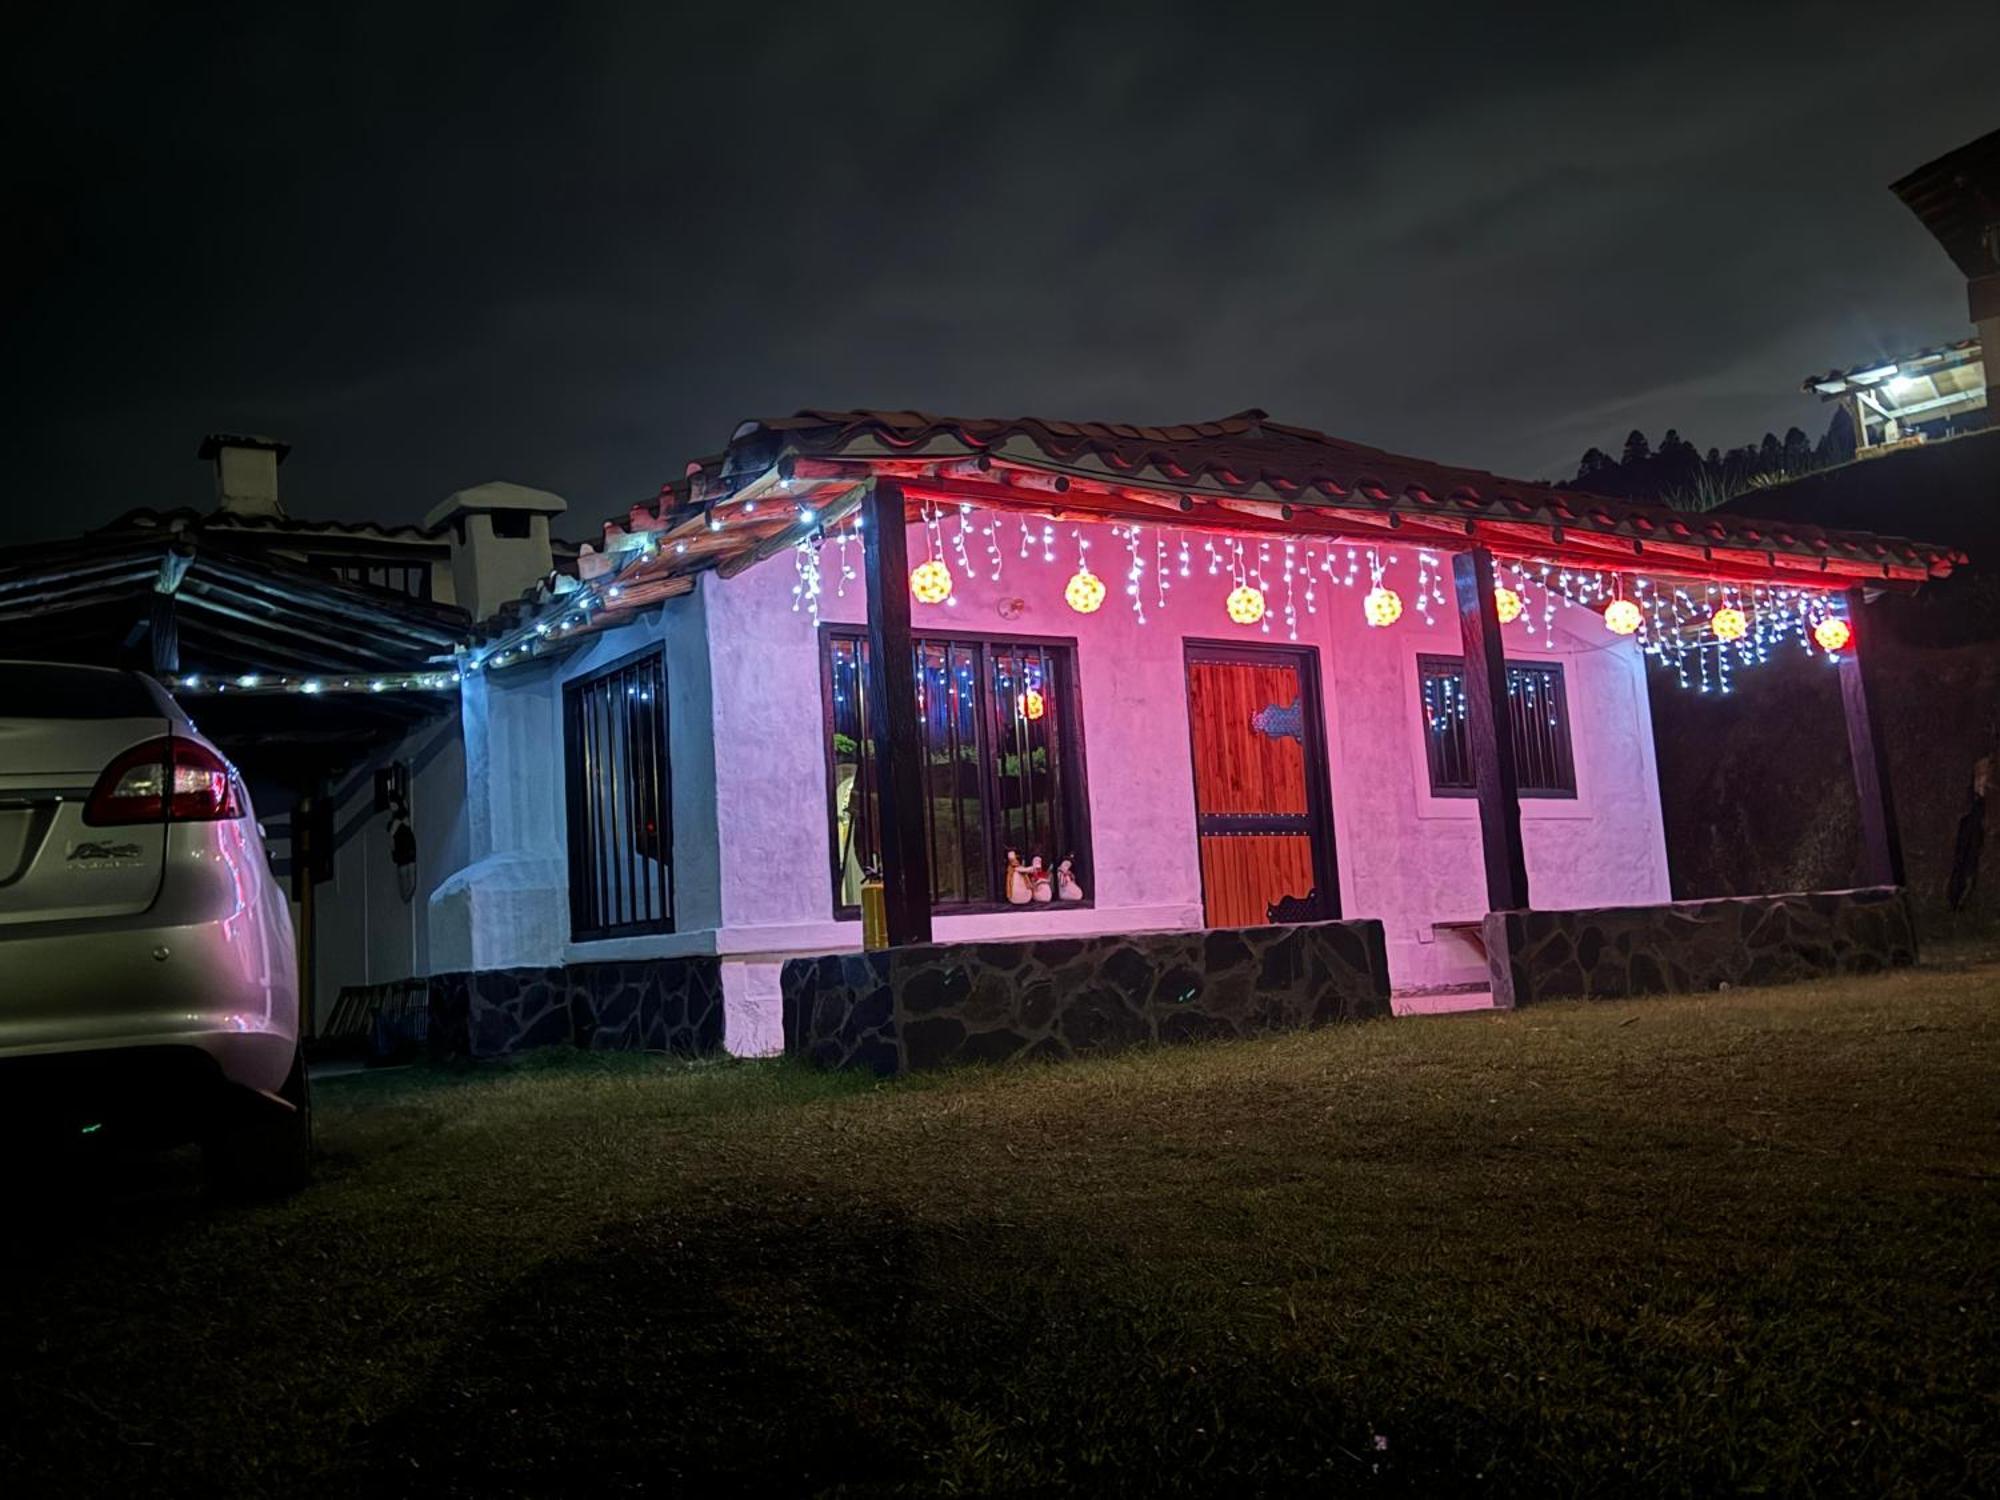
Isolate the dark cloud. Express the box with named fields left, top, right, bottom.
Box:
left=3, top=1, right=1994, bottom=541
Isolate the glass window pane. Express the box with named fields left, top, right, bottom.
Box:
left=1417, top=655, right=1573, bottom=797
left=824, top=631, right=1085, bottom=912
left=564, top=653, right=674, bottom=937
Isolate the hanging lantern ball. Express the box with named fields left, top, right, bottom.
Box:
left=1710, top=605, right=1748, bottom=642
left=909, top=558, right=953, bottom=605
left=1363, top=586, right=1403, bottom=628
left=1813, top=616, right=1852, bottom=653
left=1064, top=567, right=1106, bottom=614
left=1603, top=598, right=1643, bottom=636
left=1493, top=586, right=1524, bottom=624
left=1018, top=688, right=1046, bottom=721
left=1226, top=583, right=1266, bottom=625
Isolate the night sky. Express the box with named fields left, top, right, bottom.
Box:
left=5, top=3, right=1995, bottom=542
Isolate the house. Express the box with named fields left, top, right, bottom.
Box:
left=2, top=415, right=1955, bottom=1069
left=412, top=409, right=1955, bottom=1069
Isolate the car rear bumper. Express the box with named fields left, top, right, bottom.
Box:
left=0, top=1043, right=293, bottom=1144
left=0, top=913, right=298, bottom=1095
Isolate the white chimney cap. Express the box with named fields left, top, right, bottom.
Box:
left=424, top=481, right=568, bottom=531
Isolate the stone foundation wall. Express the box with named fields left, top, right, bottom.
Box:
left=782, top=919, right=1392, bottom=1076
left=1484, top=886, right=1917, bottom=1008
left=427, top=956, right=724, bottom=1059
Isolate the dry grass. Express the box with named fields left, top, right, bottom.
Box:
left=3, top=966, right=1996, bottom=1496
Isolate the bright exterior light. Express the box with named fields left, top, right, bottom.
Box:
left=1018, top=688, right=1046, bottom=721
left=909, top=558, right=953, bottom=605
left=1493, top=586, right=1523, bottom=624
left=1710, top=606, right=1748, bottom=642
left=1065, top=567, right=1107, bottom=614
left=1814, top=616, right=1852, bottom=653
left=1603, top=599, right=1643, bottom=636
left=1363, top=586, right=1403, bottom=628
left=1226, top=583, right=1266, bottom=625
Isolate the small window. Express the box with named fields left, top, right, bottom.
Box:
left=1418, top=655, right=1575, bottom=798
left=823, top=629, right=1090, bottom=914
left=564, top=649, right=673, bottom=939
left=320, top=560, right=433, bottom=600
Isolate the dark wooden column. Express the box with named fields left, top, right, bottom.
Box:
left=1838, top=587, right=1905, bottom=888
left=861, top=477, right=934, bottom=945
left=1453, top=548, right=1530, bottom=911
left=148, top=591, right=179, bottom=676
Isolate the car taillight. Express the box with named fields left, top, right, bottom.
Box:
left=84, top=737, right=242, bottom=825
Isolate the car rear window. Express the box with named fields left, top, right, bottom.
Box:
left=0, top=664, right=161, bottom=719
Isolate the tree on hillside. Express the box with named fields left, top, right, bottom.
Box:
left=1563, top=408, right=1855, bottom=511
left=1578, top=447, right=1616, bottom=482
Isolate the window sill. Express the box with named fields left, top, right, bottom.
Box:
left=833, top=899, right=1096, bottom=921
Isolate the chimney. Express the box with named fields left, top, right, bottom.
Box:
left=424, top=481, right=568, bottom=620
left=198, top=433, right=290, bottom=518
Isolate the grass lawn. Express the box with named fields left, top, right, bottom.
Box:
left=3, top=967, right=1996, bottom=1497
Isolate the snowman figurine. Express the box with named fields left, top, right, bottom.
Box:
left=1055, top=857, right=1084, bottom=902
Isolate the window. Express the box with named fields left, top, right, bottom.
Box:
left=822, top=629, right=1090, bottom=913
left=320, top=560, right=434, bottom=600
left=564, top=649, right=673, bottom=939
left=1418, top=655, right=1576, bottom=798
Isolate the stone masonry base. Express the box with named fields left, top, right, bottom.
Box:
left=426, top=956, right=724, bottom=1059
left=1483, top=886, right=1917, bottom=1007
left=782, top=918, right=1393, bottom=1076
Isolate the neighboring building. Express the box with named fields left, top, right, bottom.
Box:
left=1892, top=128, right=2000, bottom=417
left=1798, top=129, right=2000, bottom=462
left=417, top=409, right=1951, bottom=1063
left=0, top=436, right=577, bottom=1031
left=1802, top=338, right=1985, bottom=456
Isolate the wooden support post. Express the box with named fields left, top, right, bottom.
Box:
left=1453, top=549, right=1529, bottom=911
left=861, top=478, right=933, bottom=945
left=148, top=591, right=179, bottom=676
left=1839, top=587, right=1905, bottom=888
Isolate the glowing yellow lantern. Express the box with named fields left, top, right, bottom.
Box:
left=1813, top=616, right=1852, bottom=653
left=1710, top=605, right=1747, bottom=642
left=1226, top=584, right=1266, bottom=625
left=909, top=558, right=953, bottom=605
left=1018, top=688, right=1046, bottom=721
left=1363, top=586, right=1403, bottom=628
left=1493, top=586, right=1524, bottom=623
left=1603, top=598, right=1642, bottom=636
left=1065, top=567, right=1106, bottom=614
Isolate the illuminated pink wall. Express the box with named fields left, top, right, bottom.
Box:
left=701, top=522, right=1671, bottom=994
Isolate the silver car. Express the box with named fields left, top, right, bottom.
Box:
left=0, top=662, right=309, bottom=1192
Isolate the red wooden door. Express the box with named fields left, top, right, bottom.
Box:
left=1184, top=645, right=1336, bottom=928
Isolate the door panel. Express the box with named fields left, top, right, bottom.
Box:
left=1196, top=833, right=1318, bottom=928
left=1184, top=648, right=1336, bottom=927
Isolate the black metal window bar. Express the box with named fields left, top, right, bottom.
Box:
left=823, top=630, right=1088, bottom=913
left=1418, top=654, right=1576, bottom=798
left=564, top=649, right=674, bottom=939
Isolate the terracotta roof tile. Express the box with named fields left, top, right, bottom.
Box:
left=718, top=407, right=1962, bottom=578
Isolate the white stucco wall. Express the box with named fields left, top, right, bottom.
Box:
left=446, top=522, right=1672, bottom=1050
left=430, top=589, right=722, bottom=976
left=313, top=711, right=468, bottom=1023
